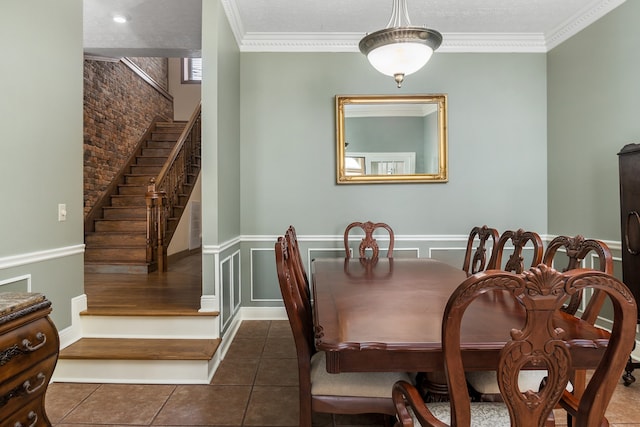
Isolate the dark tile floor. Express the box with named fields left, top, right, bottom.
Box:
left=45, top=320, right=640, bottom=426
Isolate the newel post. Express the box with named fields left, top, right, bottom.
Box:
left=145, top=178, right=168, bottom=272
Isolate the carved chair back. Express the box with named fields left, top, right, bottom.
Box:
left=285, top=225, right=311, bottom=314
left=393, top=265, right=637, bottom=427
left=542, top=235, right=613, bottom=323
left=344, top=221, right=395, bottom=259
left=488, top=229, right=543, bottom=273
left=462, top=225, right=500, bottom=276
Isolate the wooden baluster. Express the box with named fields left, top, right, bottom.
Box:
left=145, top=178, right=167, bottom=272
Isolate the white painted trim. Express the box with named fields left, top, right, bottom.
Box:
left=222, top=1, right=626, bottom=54
left=217, top=314, right=243, bottom=360
left=232, top=251, right=242, bottom=312
left=546, top=0, right=627, bottom=50
left=0, top=274, right=32, bottom=291
left=53, top=359, right=215, bottom=384
left=240, top=306, right=287, bottom=320
left=244, top=234, right=469, bottom=243
left=202, top=236, right=241, bottom=255
left=57, top=294, right=87, bottom=350
left=199, top=294, right=218, bottom=313
left=0, top=244, right=84, bottom=269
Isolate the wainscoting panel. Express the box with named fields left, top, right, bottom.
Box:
left=220, top=249, right=241, bottom=333
left=0, top=274, right=31, bottom=292
left=250, top=248, right=280, bottom=302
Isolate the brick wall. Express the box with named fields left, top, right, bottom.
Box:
left=128, top=57, right=169, bottom=89
left=83, top=57, right=173, bottom=216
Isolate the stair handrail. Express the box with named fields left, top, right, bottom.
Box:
left=146, top=102, right=202, bottom=271
left=156, top=101, right=202, bottom=186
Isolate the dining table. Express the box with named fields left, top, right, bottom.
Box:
left=311, top=257, right=612, bottom=378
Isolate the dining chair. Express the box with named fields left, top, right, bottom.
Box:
left=487, top=228, right=544, bottom=273
left=462, top=225, right=500, bottom=276
left=542, top=235, right=614, bottom=408
left=344, top=221, right=395, bottom=259
left=274, top=236, right=410, bottom=427
left=466, top=229, right=544, bottom=402
left=392, top=265, right=637, bottom=427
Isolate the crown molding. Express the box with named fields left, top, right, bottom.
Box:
left=223, top=0, right=626, bottom=54
left=238, top=32, right=548, bottom=53
left=545, top=0, right=626, bottom=50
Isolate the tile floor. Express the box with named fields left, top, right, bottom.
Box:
left=45, top=320, right=640, bottom=426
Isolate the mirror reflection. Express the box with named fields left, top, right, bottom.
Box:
left=336, top=94, right=448, bottom=184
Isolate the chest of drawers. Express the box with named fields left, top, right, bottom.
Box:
left=0, top=292, right=59, bottom=426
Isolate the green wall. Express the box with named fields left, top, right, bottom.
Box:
left=0, top=0, right=84, bottom=329
left=201, top=0, right=241, bottom=322
left=547, top=0, right=640, bottom=241
left=240, top=52, right=548, bottom=237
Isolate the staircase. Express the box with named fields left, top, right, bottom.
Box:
left=55, top=252, right=223, bottom=384
left=63, top=106, right=217, bottom=384
left=54, top=312, right=222, bottom=384
left=84, top=120, right=199, bottom=274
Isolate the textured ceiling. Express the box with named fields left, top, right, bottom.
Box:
left=83, top=0, right=626, bottom=58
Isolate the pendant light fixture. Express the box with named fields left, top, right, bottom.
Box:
left=359, top=0, right=442, bottom=88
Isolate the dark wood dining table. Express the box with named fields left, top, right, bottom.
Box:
left=312, top=257, right=611, bottom=375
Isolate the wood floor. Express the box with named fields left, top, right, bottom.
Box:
left=83, top=251, right=203, bottom=315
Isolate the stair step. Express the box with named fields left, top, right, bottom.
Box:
left=78, top=312, right=219, bottom=337
left=84, top=262, right=152, bottom=274
left=155, top=123, right=186, bottom=132
left=85, top=247, right=147, bottom=262
left=94, top=219, right=146, bottom=232
left=117, top=184, right=147, bottom=195
left=85, top=232, right=146, bottom=246
left=145, top=140, right=175, bottom=149
left=156, top=121, right=187, bottom=127
left=125, top=174, right=155, bottom=185
left=135, top=156, right=167, bottom=166
left=142, top=147, right=171, bottom=157
left=59, top=338, right=220, bottom=360
left=152, top=132, right=183, bottom=141
left=130, top=165, right=162, bottom=175
left=110, top=195, right=146, bottom=207
left=102, top=206, right=146, bottom=219
left=54, top=337, right=222, bottom=384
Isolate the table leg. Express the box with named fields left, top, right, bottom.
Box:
left=415, top=371, right=450, bottom=402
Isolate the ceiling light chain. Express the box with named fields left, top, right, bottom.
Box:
left=359, top=0, right=442, bottom=88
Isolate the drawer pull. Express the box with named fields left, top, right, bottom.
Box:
left=13, top=411, right=37, bottom=427
left=22, top=332, right=46, bottom=352
left=0, top=374, right=46, bottom=408
left=23, top=373, right=46, bottom=395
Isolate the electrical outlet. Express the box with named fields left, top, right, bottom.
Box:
left=58, top=204, right=67, bottom=222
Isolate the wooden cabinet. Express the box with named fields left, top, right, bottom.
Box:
left=618, top=143, right=640, bottom=386
left=618, top=143, right=640, bottom=321
left=0, top=292, right=59, bottom=426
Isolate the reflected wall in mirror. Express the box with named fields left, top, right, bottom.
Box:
left=336, top=94, right=448, bottom=184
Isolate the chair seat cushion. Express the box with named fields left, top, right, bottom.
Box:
left=466, top=370, right=573, bottom=395
left=310, top=352, right=411, bottom=398
left=411, top=402, right=510, bottom=427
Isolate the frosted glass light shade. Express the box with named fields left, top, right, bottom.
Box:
left=367, top=42, right=433, bottom=78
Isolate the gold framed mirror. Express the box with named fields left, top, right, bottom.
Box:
left=336, top=94, right=448, bottom=184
